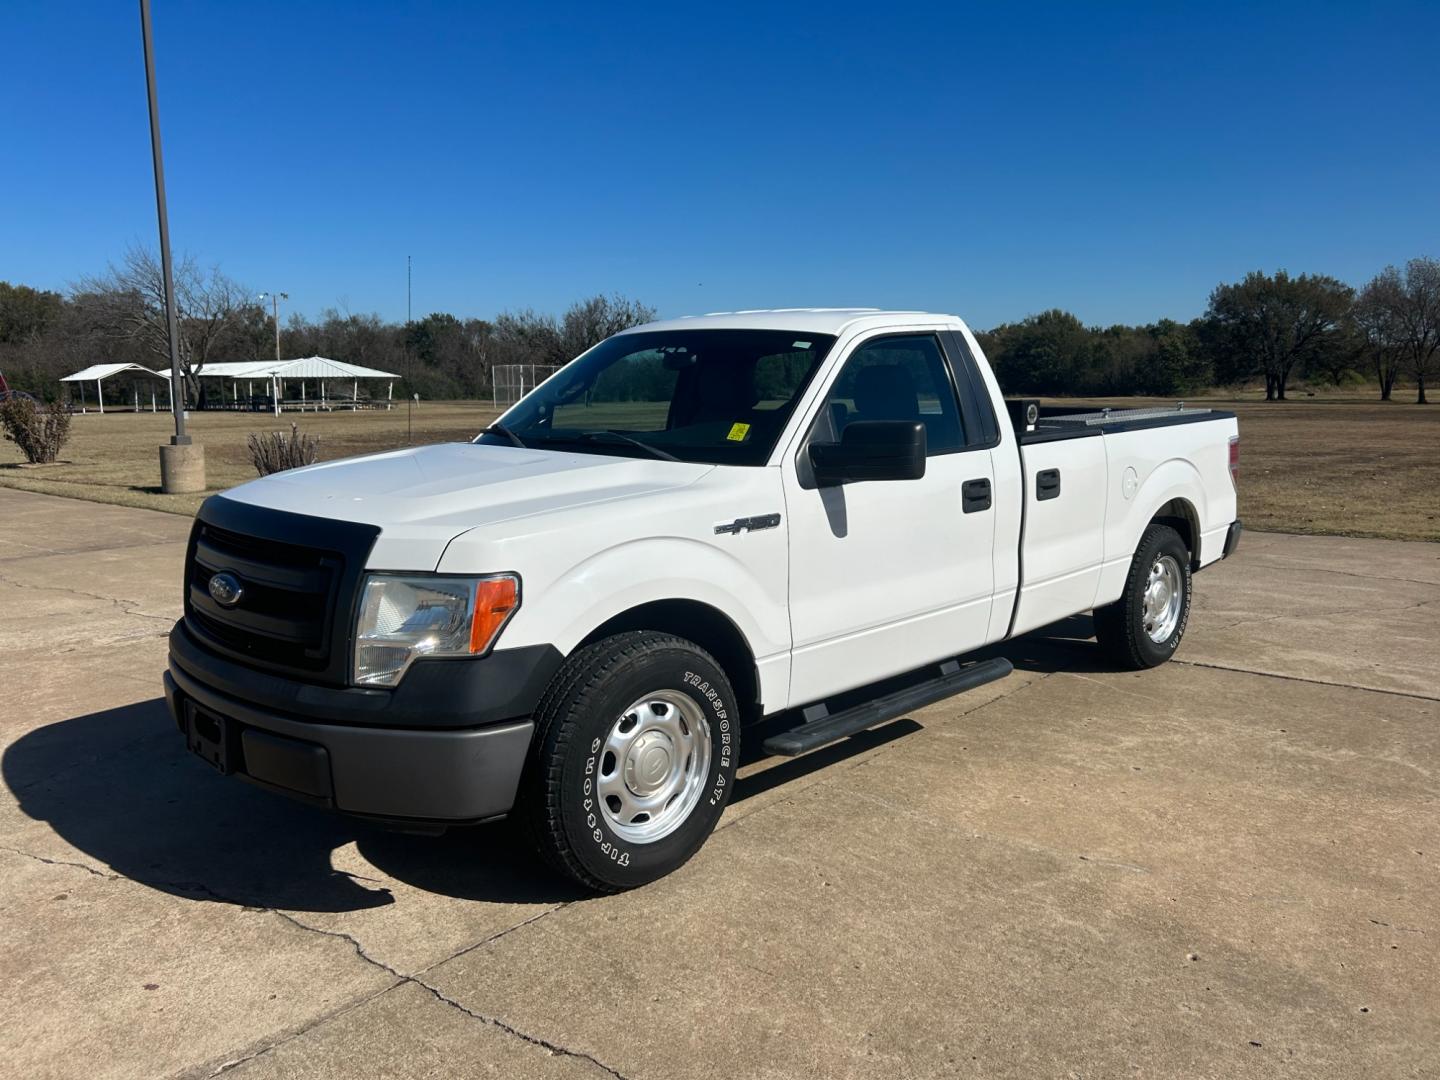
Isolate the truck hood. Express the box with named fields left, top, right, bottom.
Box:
left=220, top=442, right=713, bottom=570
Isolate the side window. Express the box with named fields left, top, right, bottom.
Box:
left=823, top=334, right=965, bottom=454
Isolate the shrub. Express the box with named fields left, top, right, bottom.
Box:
left=247, top=423, right=319, bottom=476
left=0, top=396, right=71, bottom=464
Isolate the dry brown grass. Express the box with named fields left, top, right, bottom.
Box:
left=0, top=394, right=1435, bottom=541
left=0, top=402, right=500, bottom=516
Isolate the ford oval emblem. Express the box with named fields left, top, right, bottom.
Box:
left=208, top=572, right=244, bottom=608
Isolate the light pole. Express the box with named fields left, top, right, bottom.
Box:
left=257, top=291, right=288, bottom=362
left=141, top=0, right=205, bottom=493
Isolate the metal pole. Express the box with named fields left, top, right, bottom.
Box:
left=139, top=0, right=188, bottom=445
left=273, top=294, right=281, bottom=361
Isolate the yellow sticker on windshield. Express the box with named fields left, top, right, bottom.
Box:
left=727, top=422, right=751, bottom=442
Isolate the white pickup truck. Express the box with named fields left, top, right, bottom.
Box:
left=165, top=309, right=1241, bottom=890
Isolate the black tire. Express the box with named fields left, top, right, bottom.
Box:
left=1094, top=523, right=1192, bottom=670
left=521, top=631, right=739, bottom=893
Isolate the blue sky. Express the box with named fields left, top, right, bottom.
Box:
left=4, top=1, right=1438, bottom=328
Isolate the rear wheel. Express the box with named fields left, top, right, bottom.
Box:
left=521, top=631, right=739, bottom=892
left=1094, top=524, right=1192, bottom=669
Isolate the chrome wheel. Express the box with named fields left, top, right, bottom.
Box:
left=597, top=690, right=711, bottom=844
left=1143, top=554, right=1183, bottom=643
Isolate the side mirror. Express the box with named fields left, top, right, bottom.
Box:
left=810, top=421, right=926, bottom=485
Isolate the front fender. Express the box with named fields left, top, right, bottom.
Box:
left=522, top=535, right=787, bottom=658
left=497, top=534, right=792, bottom=711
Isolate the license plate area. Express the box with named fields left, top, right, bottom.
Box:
left=185, top=702, right=234, bottom=774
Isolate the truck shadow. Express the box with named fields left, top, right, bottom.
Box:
left=1, top=699, right=584, bottom=912
left=3, top=617, right=1106, bottom=912
left=733, top=614, right=1110, bottom=799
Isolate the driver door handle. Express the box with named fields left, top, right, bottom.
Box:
left=962, top=477, right=991, bottom=513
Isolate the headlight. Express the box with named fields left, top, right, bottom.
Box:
left=353, top=573, right=520, bottom=687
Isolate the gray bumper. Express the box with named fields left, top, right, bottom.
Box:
left=165, top=662, right=534, bottom=824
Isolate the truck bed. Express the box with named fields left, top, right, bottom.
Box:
left=1003, top=400, right=1239, bottom=639
left=1013, top=403, right=1236, bottom=444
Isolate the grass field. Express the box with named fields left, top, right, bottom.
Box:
left=0, top=403, right=501, bottom=517
left=1, top=395, right=1435, bottom=541
left=1045, top=396, right=1438, bottom=542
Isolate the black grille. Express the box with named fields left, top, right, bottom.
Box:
left=183, top=498, right=380, bottom=685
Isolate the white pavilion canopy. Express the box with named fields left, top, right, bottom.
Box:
left=197, top=356, right=399, bottom=414
left=60, top=357, right=399, bottom=414
left=197, top=356, right=398, bottom=381
left=59, top=363, right=172, bottom=413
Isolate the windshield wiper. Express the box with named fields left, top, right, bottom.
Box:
left=576, top=430, right=680, bottom=462
left=482, top=423, right=527, bottom=449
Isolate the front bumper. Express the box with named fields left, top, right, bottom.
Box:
left=166, top=622, right=560, bottom=823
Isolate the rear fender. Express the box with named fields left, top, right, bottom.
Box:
left=1097, top=459, right=1207, bottom=606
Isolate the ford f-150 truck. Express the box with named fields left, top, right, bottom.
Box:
left=165, top=309, right=1241, bottom=891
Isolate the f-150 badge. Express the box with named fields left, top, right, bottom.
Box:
left=714, top=513, right=781, bottom=535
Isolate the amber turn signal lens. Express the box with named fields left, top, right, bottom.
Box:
left=469, top=575, right=519, bottom=654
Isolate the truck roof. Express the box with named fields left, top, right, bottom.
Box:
left=621, top=308, right=965, bottom=336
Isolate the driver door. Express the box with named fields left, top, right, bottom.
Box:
left=783, top=332, right=996, bottom=706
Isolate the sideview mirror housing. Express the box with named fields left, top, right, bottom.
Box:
left=810, top=421, right=926, bottom=486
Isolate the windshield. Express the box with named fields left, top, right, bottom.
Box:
left=476, top=329, right=837, bottom=466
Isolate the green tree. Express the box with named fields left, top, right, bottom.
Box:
left=0, top=282, right=64, bottom=344
left=1202, top=270, right=1354, bottom=400
left=985, top=309, right=1094, bottom=395
left=1137, top=319, right=1209, bottom=395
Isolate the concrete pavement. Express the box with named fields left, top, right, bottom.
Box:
left=0, top=488, right=1435, bottom=1079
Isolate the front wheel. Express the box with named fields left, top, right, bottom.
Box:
left=521, top=631, right=739, bottom=892
left=1093, top=523, right=1192, bottom=670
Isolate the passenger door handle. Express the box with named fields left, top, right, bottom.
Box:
left=961, top=477, right=991, bottom=513
left=1036, top=468, right=1061, bottom=501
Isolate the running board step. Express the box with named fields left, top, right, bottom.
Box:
left=761, top=656, right=1014, bottom=757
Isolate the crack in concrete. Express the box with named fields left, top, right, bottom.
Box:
left=214, top=910, right=631, bottom=1079
left=1171, top=659, right=1439, bottom=702
left=133, top=877, right=617, bottom=1079
left=1368, top=917, right=1426, bottom=934
left=0, top=843, right=119, bottom=879
left=5, top=829, right=614, bottom=1076
left=198, top=668, right=1066, bottom=1076
left=193, top=984, right=396, bottom=1079
left=0, top=568, right=176, bottom=626
left=1202, top=596, right=1436, bottom=634
left=403, top=979, right=632, bottom=1080
left=0, top=535, right=188, bottom=563
left=1235, top=558, right=1440, bottom=589
left=410, top=905, right=564, bottom=979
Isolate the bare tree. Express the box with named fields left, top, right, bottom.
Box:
left=75, top=246, right=249, bottom=406
left=492, top=308, right=566, bottom=367
left=1360, top=258, right=1440, bottom=404
left=560, top=293, right=658, bottom=358
left=1354, top=273, right=1405, bottom=400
